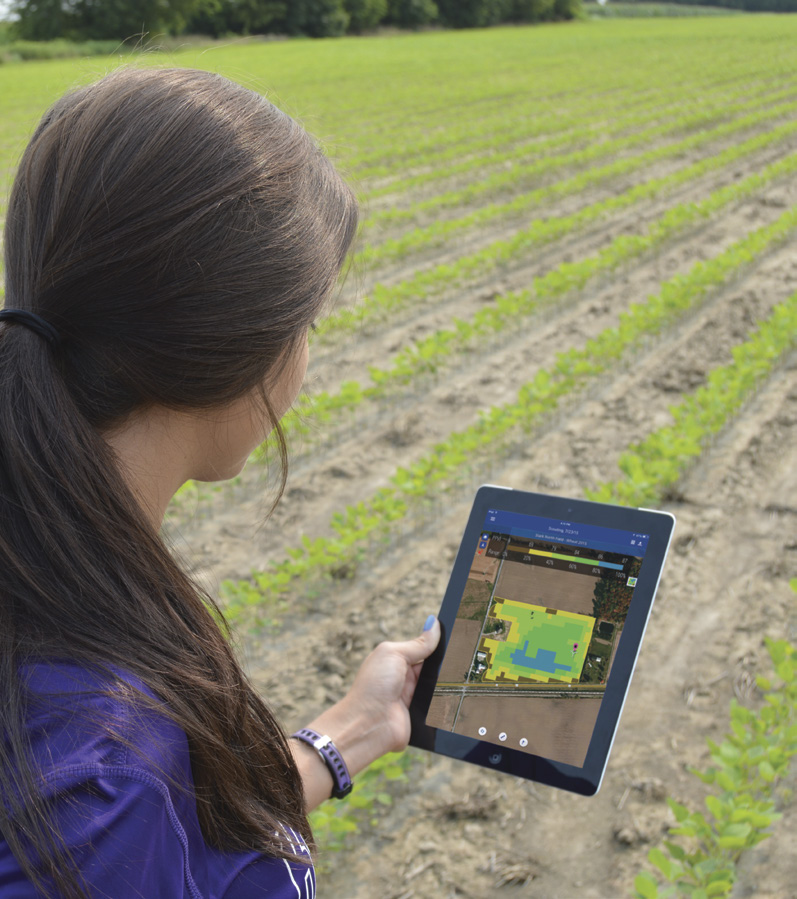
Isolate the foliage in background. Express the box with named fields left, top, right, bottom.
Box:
left=635, top=601, right=797, bottom=897
left=189, top=0, right=286, bottom=38
left=5, top=0, right=580, bottom=42
left=283, top=0, right=351, bottom=36
left=512, top=0, right=559, bottom=19
left=10, top=0, right=214, bottom=40
left=435, top=0, right=510, bottom=27
left=344, top=0, right=388, bottom=32
left=384, top=0, right=439, bottom=27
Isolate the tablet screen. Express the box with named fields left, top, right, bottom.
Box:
left=424, top=506, right=651, bottom=768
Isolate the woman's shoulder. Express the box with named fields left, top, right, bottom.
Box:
left=14, top=659, right=317, bottom=898
left=20, top=658, right=191, bottom=786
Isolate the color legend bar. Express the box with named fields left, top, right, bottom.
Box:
left=525, top=548, right=624, bottom=571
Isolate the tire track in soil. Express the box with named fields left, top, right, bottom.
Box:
left=314, top=329, right=797, bottom=899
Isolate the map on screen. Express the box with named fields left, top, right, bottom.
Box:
left=424, top=509, right=648, bottom=767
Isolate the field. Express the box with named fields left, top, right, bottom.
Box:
left=2, top=16, right=796, bottom=899
left=455, top=694, right=601, bottom=767
left=497, top=559, right=599, bottom=615
left=435, top=618, right=483, bottom=684
left=482, top=601, right=595, bottom=683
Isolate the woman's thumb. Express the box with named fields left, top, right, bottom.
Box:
left=412, top=614, right=440, bottom=660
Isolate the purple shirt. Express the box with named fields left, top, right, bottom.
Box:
left=0, top=661, right=316, bottom=898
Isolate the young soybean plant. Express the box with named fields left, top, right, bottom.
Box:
left=309, top=751, right=411, bottom=858
left=634, top=585, right=797, bottom=899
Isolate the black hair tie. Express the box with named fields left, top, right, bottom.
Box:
left=0, top=309, right=61, bottom=348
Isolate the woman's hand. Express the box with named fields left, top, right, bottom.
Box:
left=291, top=616, right=441, bottom=811
left=343, top=613, right=442, bottom=755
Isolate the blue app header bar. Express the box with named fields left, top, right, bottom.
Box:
left=483, top=509, right=649, bottom=556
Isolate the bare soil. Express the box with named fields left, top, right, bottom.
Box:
left=456, top=694, right=600, bottom=767
left=437, top=620, right=483, bottom=685
left=468, top=555, right=500, bottom=583
left=496, top=563, right=598, bottom=616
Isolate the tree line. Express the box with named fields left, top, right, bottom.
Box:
left=591, top=576, right=632, bottom=624
left=11, top=0, right=582, bottom=42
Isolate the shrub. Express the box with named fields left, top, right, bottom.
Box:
left=285, top=0, right=350, bottom=36
left=344, top=0, right=388, bottom=30
left=510, top=0, right=557, bottom=20
left=435, top=0, right=512, bottom=27
left=385, top=0, right=439, bottom=27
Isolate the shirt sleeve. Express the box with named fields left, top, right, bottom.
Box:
left=223, top=854, right=316, bottom=899
left=36, top=765, right=205, bottom=899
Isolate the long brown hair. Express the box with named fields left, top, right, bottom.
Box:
left=0, top=66, right=358, bottom=898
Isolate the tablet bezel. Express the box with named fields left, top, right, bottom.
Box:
left=409, top=484, right=675, bottom=795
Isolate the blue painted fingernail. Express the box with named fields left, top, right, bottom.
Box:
left=423, top=615, right=436, bottom=631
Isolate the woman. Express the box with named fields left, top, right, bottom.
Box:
left=0, top=66, right=440, bottom=898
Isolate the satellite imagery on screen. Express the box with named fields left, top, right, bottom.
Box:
left=425, top=510, right=646, bottom=767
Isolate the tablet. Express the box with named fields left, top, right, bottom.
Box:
left=409, top=485, right=675, bottom=795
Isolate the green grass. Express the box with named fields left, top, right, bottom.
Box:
left=586, top=2, right=746, bottom=16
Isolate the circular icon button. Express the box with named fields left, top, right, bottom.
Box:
left=478, top=726, right=487, bottom=736
left=519, top=737, right=528, bottom=748
left=498, top=732, right=507, bottom=742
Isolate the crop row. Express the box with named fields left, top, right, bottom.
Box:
left=352, top=83, right=634, bottom=181
left=361, top=74, right=795, bottom=204
left=635, top=632, right=797, bottom=898
left=346, top=60, right=792, bottom=179
left=364, top=80, right=797, bottom=232
left=280, top=148, right=797, bottom=449
left=223, top=200, right=797, bottom=624
left=363, top=95, right=797, bottom=264
left=587, top=292, right=797, bottom=509
left=317, top=115, right=797, bottom=340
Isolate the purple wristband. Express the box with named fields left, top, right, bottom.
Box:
left=292, top=728, right=353, bottom=799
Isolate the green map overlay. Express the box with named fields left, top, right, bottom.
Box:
left=482, top=599, right=595, bottom=684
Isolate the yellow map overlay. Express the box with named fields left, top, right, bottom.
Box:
left=482, top=599, right=596, bottom=684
